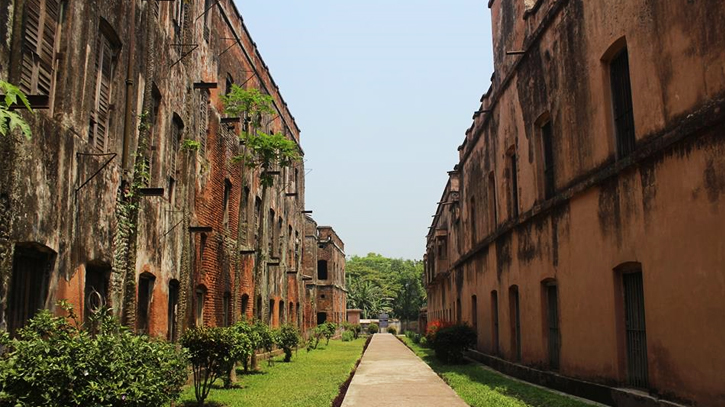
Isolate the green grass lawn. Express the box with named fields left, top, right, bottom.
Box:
left=175, top=338, right=366, bottom=407
left=401, top=337, right=595, bottom=407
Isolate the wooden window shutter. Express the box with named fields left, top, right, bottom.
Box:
left=20, top=0, right=59, bottom=95
left=89, top=34, right=113, bottom=153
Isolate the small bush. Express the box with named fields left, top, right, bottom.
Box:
left=431, top=324, right=477, bottom=364
left=0, top=304, right=188, bottom=407
left=320, top=322, right=337, bottom=345
left=425, top=319, right=452, bottom=344
left=387, top=326, right=397, bottom=335
left=351, top=323, right=362, bottom=339
left=341, top=331, right=354, bottom=342
left=181, top=326, right=236, bottom=405
left=367, top=323, right=379, bottom=334
left=229, top=320, right=255, bottom=378
left=276, top=324, right=300, bottom=362
left=412, top=333, right=422, bottom=344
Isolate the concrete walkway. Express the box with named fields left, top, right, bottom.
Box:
left=342, top=334, right=468, bottom=407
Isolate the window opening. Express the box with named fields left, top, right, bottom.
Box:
left=167, top=279, right=179, bottom=342
left=7, top=244, right=53, bottom=337
left=611, top=47, right=636, bottom=158
left=137, top=273, right=155, bottom=334
left=541, top=122, right=555, bottom=199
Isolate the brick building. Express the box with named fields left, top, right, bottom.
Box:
left=425, top=1, right=725, bottom=406
left=0, top=0, right=336, bottom=340
left=314, top=226, right=347, bottom=325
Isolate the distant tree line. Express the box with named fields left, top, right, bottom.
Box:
left=346, top=253, right=426, bottom=321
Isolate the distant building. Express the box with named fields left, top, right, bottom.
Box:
left=314, top=227, right=347, bottom=325
left=425, top=1, right=725, bottom=406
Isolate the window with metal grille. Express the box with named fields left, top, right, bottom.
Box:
left=241, top=187, right=250, bottom=244
left=610, top=48, right=636, bottom=158
left=545, top=283, right=560, bottom=370
left=277, top=218, right=283, bottom=258
left=509, top=152, right=519, bottom=218
left=254, top=197, right=262, bottom=242
left=88, top=30, right=117, bottom=153
left=222, top=292, right=231, bottom=327
left=470, top=196, right=477, bottom=247
left=491, top=290, right=499, bottom=354
left=268, top=209, right=275, bottom=254
left=167, top=279, right=179, bottom=342
left=172, top=0, right=185, bottom=40
left=19, top=0, right=60, bottom=97
left=223, top=179, right=232, bottom=228
left=541, top=122, right=555, bottom=199
left=203, top=0, right=213, bottom=42
left=510, top=286, right=522, bottom=362
left=199, top=91, right=208, bottom=153
left=195, top=287, right=205, bottom=327
left=623, top=270, right=649, bottom=388
left=137, top=273, right=155, bottom=334
left=7, top=244, right=54, bottom=337
left=488, top=172, right=497, bottom=230
left=170, top=114, right=184, bottom=175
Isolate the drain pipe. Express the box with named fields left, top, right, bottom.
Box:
left=121, top=1, right=137, bottom=172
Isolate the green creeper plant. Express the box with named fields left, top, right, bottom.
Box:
left=0, top=81, right=33, bottom=139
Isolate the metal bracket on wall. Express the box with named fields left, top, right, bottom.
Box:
left=5, top=94, right=50, bottom=110
left=170, top=43, right=199, bottom=69
left=74, top=152, right=117, bottom=198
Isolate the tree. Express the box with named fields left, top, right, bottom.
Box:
left=346, top=253, right=426, bottom=321
left=0, top=81, right=33, bottom=139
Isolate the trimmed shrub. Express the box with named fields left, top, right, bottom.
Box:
left=181, top=326, right=236, bottom=406
left=387, top=326, right=397, bottom=335
left=0, top=304, right=187, bottom=407
left=341, top=331, right=354, bottom=342
left=412, top=333, right=421, bottom=344
left=351, top=323, right=362, bottom=339
left=230, top=320, right=255, bottom=374
left=253, top=320, right=277, bottom=366
left=367, top=323, right=379, bottom=334
left=431, top=324, right=477, bottom=364
left=276, top=324, right=300, bottom=362
left=321, top=322, right=337, bottom=345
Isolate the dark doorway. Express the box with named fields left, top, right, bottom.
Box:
left=167, top=280, right=179, bottom=342
left=546, top=283, right=560, bottom=370
left=85, top=264, right=111, bottom=322
left=623, top=271, right=649, bottom=388
left=241, top=293, right=250, bottom=320
left=491, top=290, right=499, bottom=355
left=137, top=273, right=155, bottom=334
left=317, top=312, right=327, bottom=325
left=471, top=295, right=478, bottom=332
left=509, top=286, right=521, bottom=362
left=7, top=244, right=54, bottom=337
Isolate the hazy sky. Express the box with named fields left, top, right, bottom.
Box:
left=235, top=1, right=494, bottom=260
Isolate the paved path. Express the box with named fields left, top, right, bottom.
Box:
left=342, top=334, right=468, bottom=407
